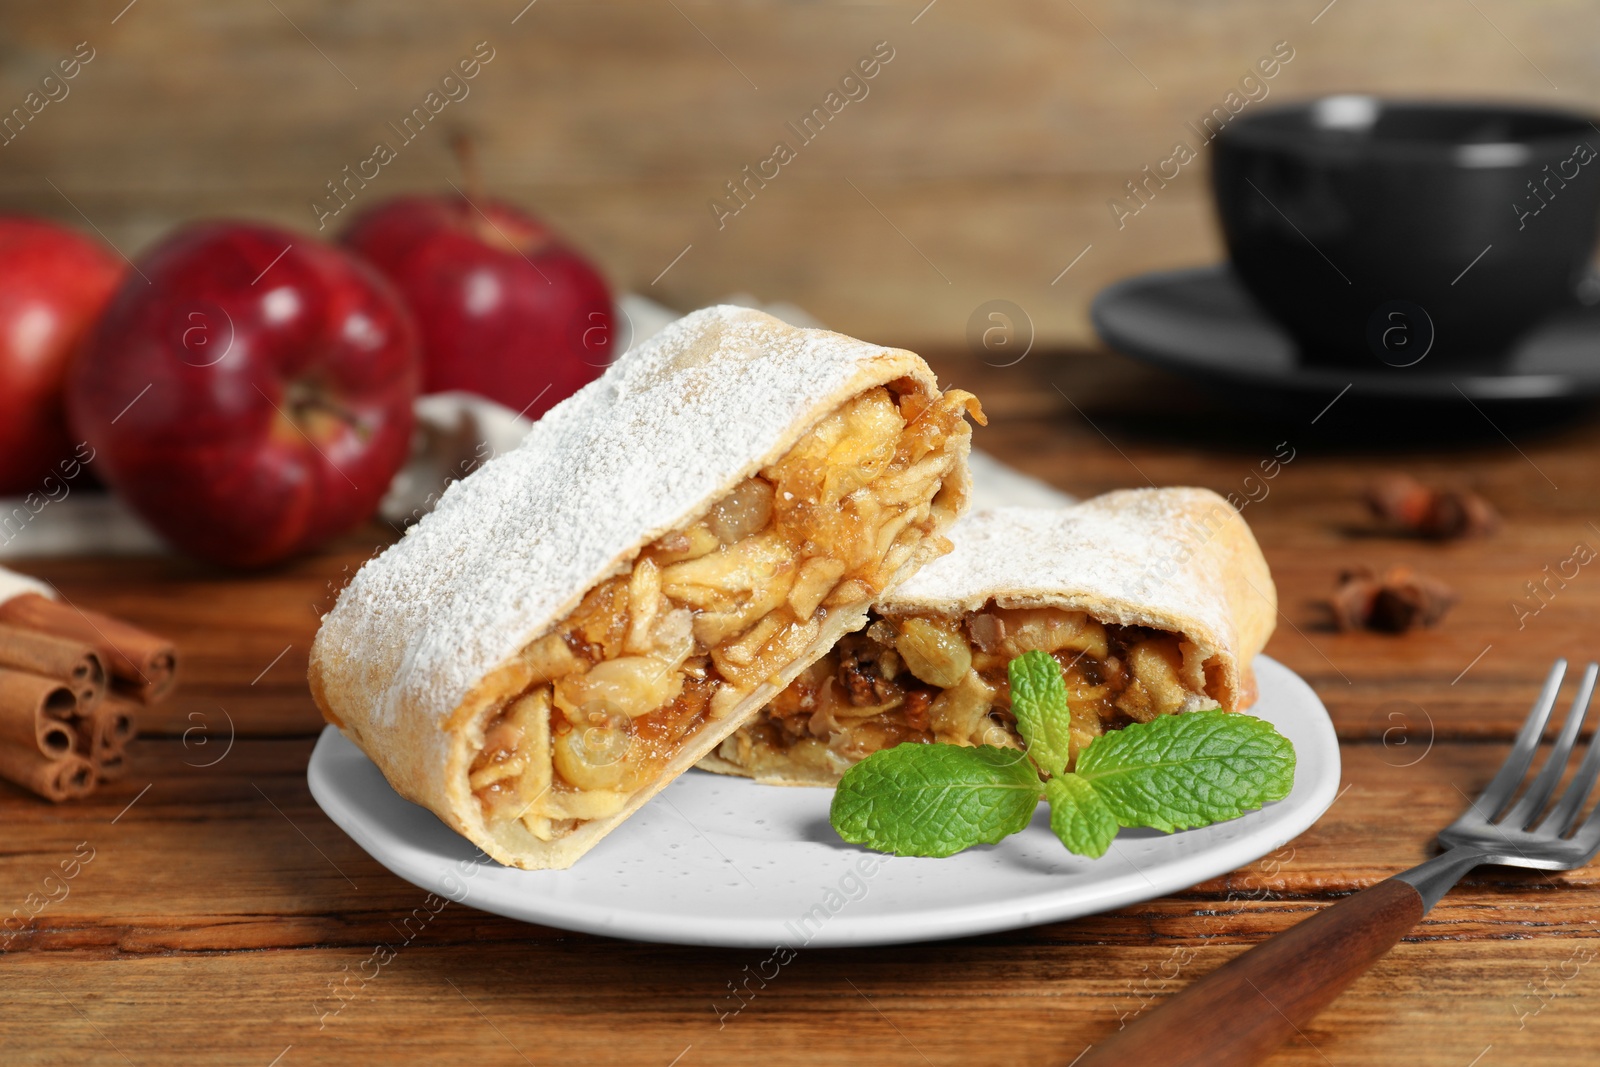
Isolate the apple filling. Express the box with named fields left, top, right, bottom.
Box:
left=467, top=382, right=982, bottom=840
left=713, top=604, right=1219, bottom=783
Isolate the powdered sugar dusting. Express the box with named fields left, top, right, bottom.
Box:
left=882, top=492, right=1252, bottom=648
left=315, top=305, right=929, bottom=732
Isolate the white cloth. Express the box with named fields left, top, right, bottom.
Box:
left=0, top=563, right=55, bottom=602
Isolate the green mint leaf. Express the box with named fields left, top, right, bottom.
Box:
left=1045, top=775, right=1119, bottom=858
left=830, top=744, right=1042, bottom=857
left=1075, top=710, right=1296, bottom=833
left=1008, top=649, right=1073, bottom=777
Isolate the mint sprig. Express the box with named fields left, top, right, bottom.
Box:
left=829, top=744, right=1041, bottom=857
left=1008, top=649, right=1074, bottom=777
left=829, top=651, right=1296, bottom=859
left=1044, top=775, right=1119, bottom=858
left=1076, top=710, right=1297, bottom=832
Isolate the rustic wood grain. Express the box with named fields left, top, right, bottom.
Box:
left=1078, top=878, right=1428, bottom=1066
left=2, top=347, right=1599, bottom=1064
left=1, top=1, right=1596, bottom=349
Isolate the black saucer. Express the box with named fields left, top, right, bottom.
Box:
left=1091, top=266, right=1600, bottom=402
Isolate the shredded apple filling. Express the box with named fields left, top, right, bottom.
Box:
left=716, top=604, right=1217, bottom=783
left=467, top=382, right=982, bottom=841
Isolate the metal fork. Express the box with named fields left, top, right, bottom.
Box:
left=1079, top=658, right=1600, bottom=1067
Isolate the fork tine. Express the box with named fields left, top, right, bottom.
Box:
left=1540, top=663, right=1600, bottom=836
left=1508, top=663, right=1598, bottom=829
left=1475, top=659, right=1566, bottom=820
left=1565, top=789, right=1600, bottom=855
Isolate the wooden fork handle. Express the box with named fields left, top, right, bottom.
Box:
left=1075, top=879, right=1424, bottom=1067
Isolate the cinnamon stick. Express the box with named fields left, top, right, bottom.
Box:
left=95, top=752, right=126, bottom=782
left=0, top=667, right=78, bottom=758
left=97, top=699, right=138, bottom=781
left=0, top=594, right=176, bottom=704
left=0, top=623, right=105, bottom=710
left=75, top=696, right=137, bottom=762
left=105, top=697, right=137, bottom=753
left=0, top=742, right=93, bottom=801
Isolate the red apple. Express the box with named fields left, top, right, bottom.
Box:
left=341, top=195, right=612, bottom=420
left=0, top=217, right=123, bottom=495
left=67, top=222, right=420, bottom=567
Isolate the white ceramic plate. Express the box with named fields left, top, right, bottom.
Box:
left=307, top=655, right=1340, bottom=948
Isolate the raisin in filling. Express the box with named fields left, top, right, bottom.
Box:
left=717, top=603, right=1215, bottom=782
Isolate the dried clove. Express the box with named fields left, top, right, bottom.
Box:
left=1330, top=565, right=1458, bottom=633
left=1365, top=472, right=1499, bottom=540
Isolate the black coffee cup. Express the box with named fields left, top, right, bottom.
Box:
left=1211, top=96, right=1600, bottom=370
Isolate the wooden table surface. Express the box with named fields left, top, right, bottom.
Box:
left=5, top=347, right=1600, bottom=1066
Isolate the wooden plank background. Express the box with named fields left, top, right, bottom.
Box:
left=1, top=0, right=1595, bottom=349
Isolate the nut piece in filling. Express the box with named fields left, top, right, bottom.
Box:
left=468, top=382, right=983, bottom=841
left=712, top=603, right=1225, bottom=784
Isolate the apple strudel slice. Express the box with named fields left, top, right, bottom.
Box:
left=700, top=490, right=1276, bottom=785
left=309, top=306, right=983, bottom=869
